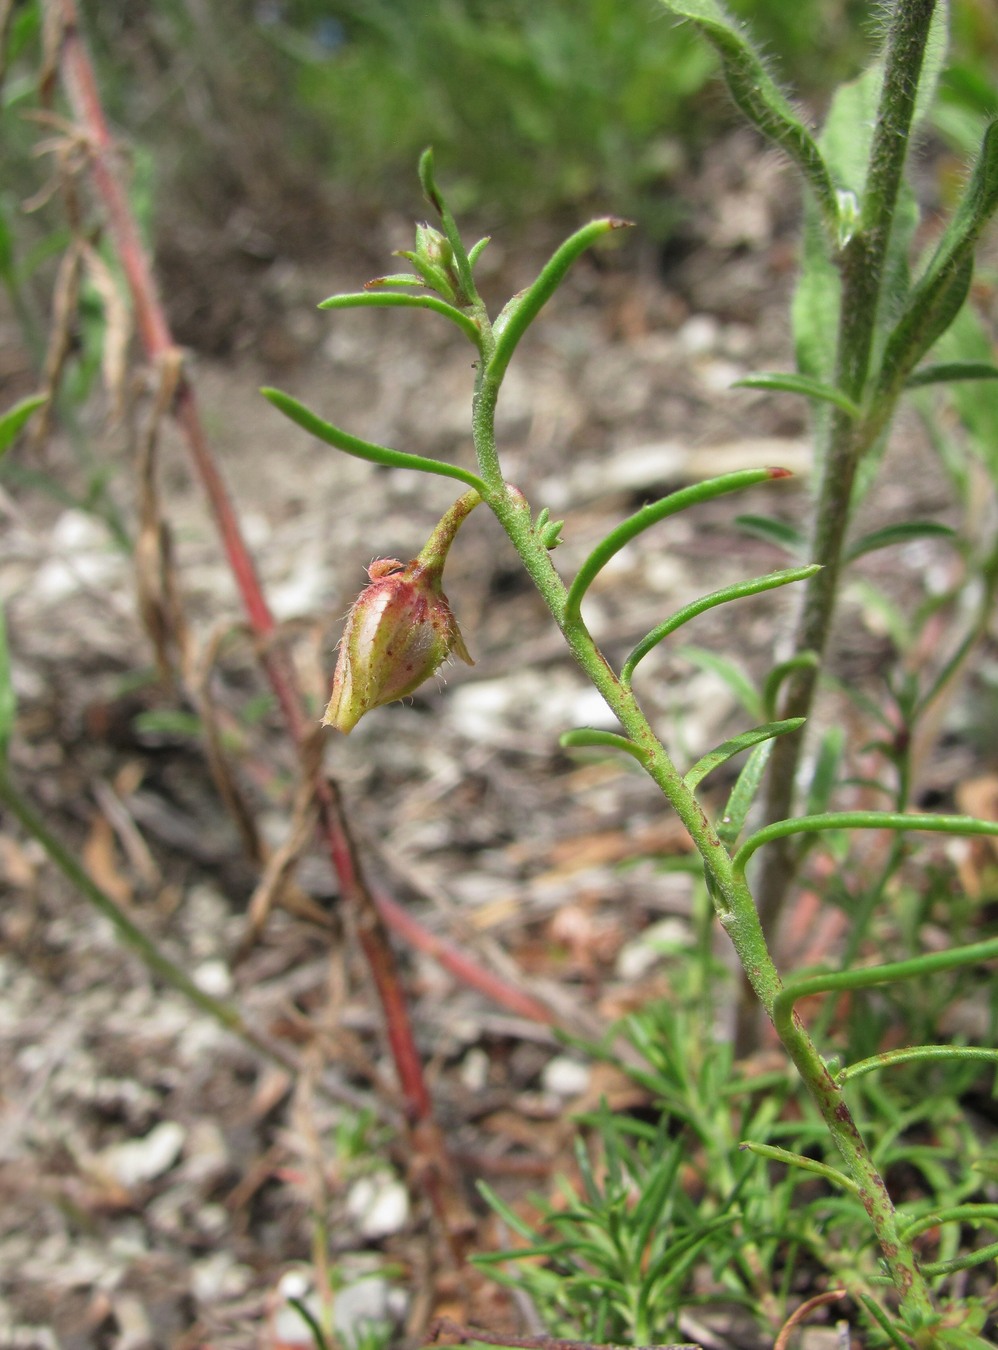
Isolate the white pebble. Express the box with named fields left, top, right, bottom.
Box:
left=100, top=1120, right=186, bottom=1188
left=346, top=1173, right=410, bottom=1239
left=541, top=1055, right=591, bottom=1098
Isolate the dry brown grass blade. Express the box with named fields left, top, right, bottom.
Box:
left=189, top=621, right=265, bottom=867
left=81, top=239, right=131, bottom=420
left=773, top=1290, right=848, bottom=1350
left=32, top=237, right=81, bottom=443
left=134, top=348, right=188, bottom=683
left=236, top=730, right=327, bottom=961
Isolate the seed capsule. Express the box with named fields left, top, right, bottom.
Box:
left=322, top=489, right=479, bottom=733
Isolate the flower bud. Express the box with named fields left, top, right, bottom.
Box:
left=395, top=223, right=459, bottom=302
left=323, top=491, right=480, bottom=733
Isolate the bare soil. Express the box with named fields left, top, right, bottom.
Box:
left=0, top=131, right=993, bottom=1349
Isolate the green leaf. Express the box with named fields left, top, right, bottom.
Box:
left=261, top=387, right=487, bottom=493
left=840, top=1046, right=998, bottom=1086
left=677, top=645, right=763, bottom=722
left=716, top=739, right=776, bottom=850
left=792, top=195, right=841, bottom=383
left=804, top=724, right=845, bottom=818
left=621, top=564, right=818, bottom=687
left=0, top=393, right=46, bottom=458
left=735, top=372, right=861, bottom=418
left=684, top=718, right=805, bottom=792
left=475, top=1181, right=540, bottom=1243
left=734, top=513, right=806, bottom=556
left=318, top=289, right=483, bottom=346
left=0, top=602, right=14, bottom=763
left=845, top=519, right=957, bottom=563
left=362, top=272, right=427, bottom=288
left=735, top=812, right=998, bottom=881
left=877, top=118, right=998, bottom=399
left=565, top=466, right=793, bottom=624
left=762, top=650, right=819, bottom=719
left=559, top=728, right=647, bottom=763
left=845, top=576, right=912, bottom=651
left=906, top=361, right=998, bottom=388
left=923, top=300, right=998, bottom=481
left=487, top=217, right=631, bottom=386
left=467, top=236, right=491, bottom=268
left=739, top=1140, right=861, bottom=1196
left=418, top=148, right=481, bottom=309
left=654, top=0, right=837, bottom=240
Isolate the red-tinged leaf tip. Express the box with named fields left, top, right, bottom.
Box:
left=767, top=466, right=794, bottom=479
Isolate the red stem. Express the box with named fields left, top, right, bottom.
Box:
left=51, top=0, right=508, bottom=1190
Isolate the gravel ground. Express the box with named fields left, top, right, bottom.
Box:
left=0, top=130, right=992, bottom=1349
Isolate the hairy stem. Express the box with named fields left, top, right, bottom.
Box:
left=474, top=390, right=934, bottom=1320
left=756, top=0, right=939, bottom=941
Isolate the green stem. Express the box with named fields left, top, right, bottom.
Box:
left=757, top=0, right=940, bottom=939
left=472, top=395, right=933, bottom=1321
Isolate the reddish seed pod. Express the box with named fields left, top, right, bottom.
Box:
left=322, top=490, right=480, bottom=733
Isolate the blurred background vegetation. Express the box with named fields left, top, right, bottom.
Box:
left=2, top=0, right=996, bottom=341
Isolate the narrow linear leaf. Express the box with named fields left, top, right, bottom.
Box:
left=362, top=273, right=425, bottom=288
left=906, top=360, right=998, bottom=388
left=467, top=236, right=491, bottom=268
left=717, top=739, right=775, bottom=850
left=771, top=930, right=998, bottom=1043
left=261, top=388, right=487, bottom=493
left=0, top=603, right=14, bottom=762
left=559, top=727, right=647, bottom=763
left=920, top=1239, right=998, bottom=1278
left=845, top=520, right=956, bottom=563
left=566, top=466, right=793, bottom=624
left=488, top=217, right=632, bottom=386
left=0, top=392, right=47, bottom=457
left=739, top=1141, right=861, bottom=1196
left=286, top=1298, right=332, bottom=1350
left=860, top=1294, right=915, bottom=1350
left=684, top=717, right=805, bottom=792
left=877, top=119, right=998, bottom=397
left=622, top=565, right=818, bottom=686
left=475, top=1181, right=539, bottom=1243
left=319, top=290, right=483, bottom=346
left=418, top=148, right=480, bottom=307
left=735, top=514, right=806, bottom=556
left=678, top=645, right=764, bottom=722
left=839, top=1045, right=998, bottom=1086
left=736, top=811, right=998, bottom=879
left=640, top=1214, right=738, bottom=1288
left=804, top=723, right=845, bottom=818
left=655, top=0, right=837, bottom=240
left=735, top=372, right=861, bottom=418
left=762, top=650, right=820, bottom=720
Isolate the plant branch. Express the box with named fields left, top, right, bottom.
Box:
left=756, top=0, right=940, bottom=939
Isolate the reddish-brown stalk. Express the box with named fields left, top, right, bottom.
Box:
left=48, top=0, right=550, bottom=1251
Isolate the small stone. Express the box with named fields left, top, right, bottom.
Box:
left=346, top=1173, right=410, bottom=1239
left=100, top=1120, right=186, bottom=1188
left=192, top=960, right=233, bottom=999
left=333, top=1277, right=398, bottom=1342
left=459, top=1047, right=489, bottom=1092
left=541, top=1055, right=591, bottom=1098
